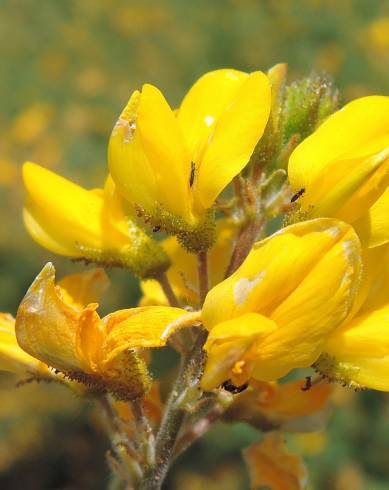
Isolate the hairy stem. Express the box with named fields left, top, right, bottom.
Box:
left=197, top=250, right=209, bottom=305
left=131, top=398, right=156, bottom=468
left=225, top=177, right=265, bottom=277
left=173, top=401, right=225, bottom=460
left=224, top=220, right=257, bottom=277
left=100, top=396, right=141, bottom=484
left=233, top=175, right=245, bottom=216
left=157, top=273, right=180, bottom=307
left=138, top=328, right=208, bottom=489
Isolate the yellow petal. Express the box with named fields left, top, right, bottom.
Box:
left=58, top=268, right=109, bottom=311
left=202, top=313, right=277, bottom=390
left=243, top=432, right=308, bottom=490
left=203, top=218, right=361, bottom=328
left=109, top=85, right=193, bottom=222
left=288, top=95, right=389, bottom=192
left=74, top=303, right=153, bottom=400
left=102, top=175, right=137, bottom=239
left=15, top=263, right=86, bottom=372
left=99, top=307, right=199, bottom=398
left=23, top=165, right=128, bottom=256
left=23, top=162, right=105, bottom=255
left=76, top=304, right=106, bottom=372
left=177, top=69, right=249, bottom=162
left=108, top=90, right=160, bottom=213
left=304, top=147, right=389, bottom=222
left=137, top=84, right=193, bottom=218
left=333, top=148, right=389, bottom=223
left=101, top=307, right=198, bottom=366
left=321, top=304, right=389, bottom=391
left=24, top=204, right=77, bottom=256
left=0, top=313, right=48, bottom=376
left=196, top=71, right=271, bottom=210
left=354, top=186, right=389, bottom=248
left=350, top=245, right=389, bottom=316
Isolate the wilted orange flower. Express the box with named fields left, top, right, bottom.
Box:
left=15, top=263, right=199, bottom=399
left=243, top=432, right=308, bottom=490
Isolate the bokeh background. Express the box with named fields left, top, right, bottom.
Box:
left=1, top=1, right=389, bottom=488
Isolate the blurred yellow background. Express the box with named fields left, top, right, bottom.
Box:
left=1, top=1, right=389, bottom=488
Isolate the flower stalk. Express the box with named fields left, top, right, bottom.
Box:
left=138, top=328, right=208, bottom=489
left=197, top=250, right=209, bottom=305
left=156, top=273, right=180, bottom=307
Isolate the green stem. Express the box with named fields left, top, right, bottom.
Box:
left=131, top=398, right=156, bottom=468
left=138, top=328, right=208, bottom=490
left=100, top=396, right=141, bottom=484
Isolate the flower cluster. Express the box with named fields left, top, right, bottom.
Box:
left=2, top=65, right=389, bottom=489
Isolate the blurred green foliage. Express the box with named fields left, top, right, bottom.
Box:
left=0, top=0, right=389, bottom=488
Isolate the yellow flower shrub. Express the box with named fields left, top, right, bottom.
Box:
left=10, top=65, right=389, bottom=489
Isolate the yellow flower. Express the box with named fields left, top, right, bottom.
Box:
left=15, top=263, right=198, bottom=400
left=201, top=218, right=362, bottom=390
left=315, top=246, right=389, bottom=391
left=140, top=221, right=236, bottom=307
left=109, top=69, right=271, bottom=249
left=0, top=313, right=50, bottom=377
left=288, top=96, right=389, bottom=248
left=23, top=162, right=170, bottom=278
left=243, top=432, right=308, bottom=490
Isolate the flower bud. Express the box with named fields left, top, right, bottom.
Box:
left=282, top=73, right=339, bottom=144
left=288, top=96, right=389, bottom=248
